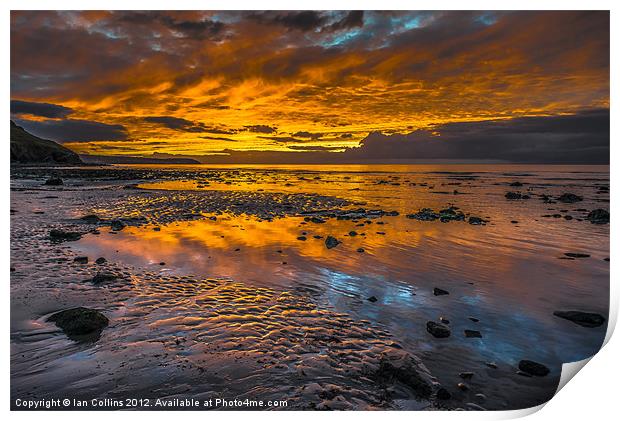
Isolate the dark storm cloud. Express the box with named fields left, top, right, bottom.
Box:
left=244, top=125, right=277, bottom=134
left=293, top=131, right=323, bottom=139
left=248, top=11, right=327, bottom=32
left=118, top=11, right=225, bottom=40
left=10, top=100, right=74, bottom=118
left=144, top=116, right=201, bottom=131
left=15, top=118, right=128, bottom=143
left=323, top=11, right=364, bottom=32
left=342, top=109, right=610, bottom=164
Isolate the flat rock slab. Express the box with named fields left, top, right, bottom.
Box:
left=554, top=311, right=606, bottom=327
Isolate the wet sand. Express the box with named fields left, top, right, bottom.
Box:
left=10, top=164, right=609, bottom=410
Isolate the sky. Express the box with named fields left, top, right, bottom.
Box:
left=10, top=11, right=610, bottom=163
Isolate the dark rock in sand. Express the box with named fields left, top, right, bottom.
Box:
left=459, top=372, right=474, bottom=379
left=426, top=321, right=451, bottom=338
left=436, top=387, right=452, bottom=400
left=325, top=236, right=341, bottom=249
left=367, top=296, right=378, bottom=303
left=110, top=219, right=126, bottom=231
left=468, top=216, right=485, bottom=225
left=297, top=236, right=307, bottom=241
left=439, top=316, right=450, bottom=324
left=73, top=256, right=88, bottom=264
left=504, top=191, right=524, bottom=200
left=348, top=231, right=357, bottom=236
left=464, top=329, right=482, bottom=338
left=95, top=257, right=106, bottom=264
left=510, top=182, right=523, bottom=187
left=91, top=272, right=118, bottom=284
left=553, top=311, right=606, bottom=327
left=433, top=287, right=449, bottom=296
left=304, top=216, right=326, bottom=224
left=47, top=307, right=108, bottom=342
left=557, top=193, right=583, bottom=203
left=80, top=214, right=101, bottom=224
left=486, top=362, right=498, bottom=369
left=518, top=360, right=550, bottom=377
left=44, top=177, right=63, bottom=186
left=49, top=229, right=82, bottom=242
left=586, top=208, right=609, bottom=224
left=468, top=317, right=479, bottom=322
left=457, top=382, right=469, bottom=391
left=356, top=247, right=365, bottom=253
left=372, top=355, right=433, bottom=398
left=564, top=253, right=590, bottom=258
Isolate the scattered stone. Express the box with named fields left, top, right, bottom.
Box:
left=505, top=192, right=528, bottom=200
left=464, top=330, right=482, bottom=338
left=356, top=248, right=365, bottom=253
left=91, top=272, right=118, bottom=285
left=159, top=261, right=166, bottom=265
left=564, top=253, right=590, bottom=258
left=80, top=214, right=101, bottom=223
left=518, top=360, right=550, bottom=377
left=486, top=362, right=498, bottom=369
left=47, top=307, right=109, bottom=342
left=586, top=209, right=609, bottom=224
left=433, top=287, right=449, bottom=296
left=457, top=382, right=469, bottom=391
left=304, top=216, right=326, bottom=224
left=426, top=321, right=451, bottom=338
left=297, top=236, right=307, bottom=241
left=44, top=177, right=63, bottom=186
left=557, top=193, right=583, bottom=203
left=468, top=317, right=479, bottom=322
left=439, top=316, right=450, bottom=324
left=49, top=229, right=82, bottom=242
left=371, top=354, right=433, bottom=399
left=73, top=256, right=88, bottom=264
left=553, top=311, right=605, bottom=327
left=367, top=296, right=378, bottom=303
left=95, top=257, right=106, bottom=264
left=468, top=216, right=486, bottom=225
left=348, top=231, right=358, bottom=236
left=110, top=219, right=126, bottom=231
left=509, top=182, right=523, bottom=187
left=325, top=236, right=341, bottom=249
left=436, top=388, right=452, bottom=400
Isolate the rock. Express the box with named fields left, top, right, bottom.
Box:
left=439, top=316, right=450, bottom=324
left=356, top=248, right=365, bottom=253
left=459, top=372, right=474, bottom=379
left=468, top=216, right=486, bottom=225
left=509, top=182, right=523, bottom=187
left=457, top=382, right=469, bottom=391
left=80, top=214, right=101, bottom=223
left=468, top=317, right=479, bottom=322
left=91, top=272, right=118, bottom=284
left=436, top=388, right=452, bottom=400
left=73, top=256, right=88, bottom=264
left=433, top=287, right=449, bottom=296
left=371, top=353, right=433, bottom=399
left=47, top=307, right=109, bottom=342
left=49, top=229, right=82, bottom=242
left=464, top=329, right=482, bottom=338
left=110, top=219, right=126, bottom=231
left=304, top=216, right=326, bottom=224
left=367, top=296, right=378, bottom=303
left=518, top=360, right=550, bottom=376
left=564, top=215, right=573, bottom=220
left=348, top=231, right=357, bottom=236
left=297, top=236, right=307, bottom=241
left=553, top=311, right=606, bottom=327
left=426, top=321, right=451, bottom=338
left=586, top=209, right=609, bottom=224
left=44, top=176, right=63, bottom=186
left=564, top=253, right=590, bottom=258
left=505, top=192, right=525, bottom=200
left=557, top=193, right=583, bottom=203
left=325, top=236, right=341, bottom=249
left=486, top=362, right=498, bottom=369
left=95, top=257, right=106, bottom=264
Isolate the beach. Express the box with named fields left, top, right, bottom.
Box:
left=10, top=164, right=609, bottom=410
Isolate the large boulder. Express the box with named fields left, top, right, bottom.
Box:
left=553, top=310, right=606, bottom=327
left=47, top=307, right=109, bottom=342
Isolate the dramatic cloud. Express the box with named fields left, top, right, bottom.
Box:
left=10, top=11, right=609, bottom=162
left=15, top=118, right=128, bottom=142
left=11, top=100, right=73, bottom=118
